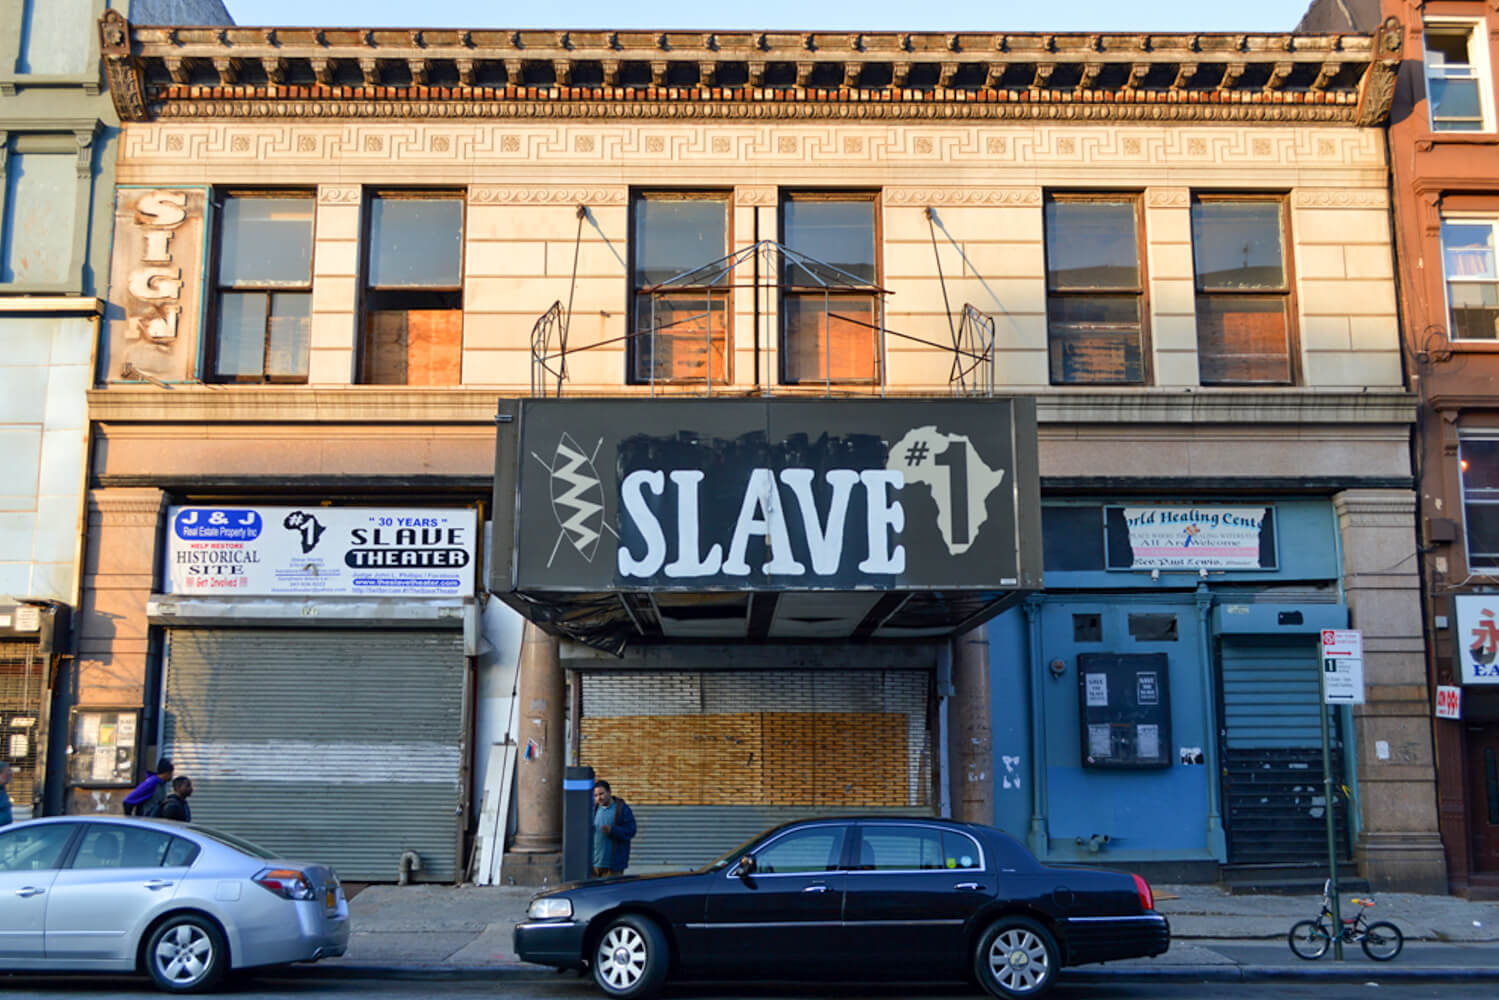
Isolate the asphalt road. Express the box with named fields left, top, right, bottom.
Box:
left=0, top=976, right=1496, bottom=1000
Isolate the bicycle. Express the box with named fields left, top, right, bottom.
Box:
left=1287, top=879, right=1404, bottom=961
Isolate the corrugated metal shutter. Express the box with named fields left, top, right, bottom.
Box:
left=1219, top=636, right=1349, bottom=865
left=162, top=628, right=466, bottom=882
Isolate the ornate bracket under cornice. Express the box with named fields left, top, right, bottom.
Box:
left=98, top=16, right=1397, bottom=126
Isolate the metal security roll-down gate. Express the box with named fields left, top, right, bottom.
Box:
left=161, top=627, right=468, bottom=882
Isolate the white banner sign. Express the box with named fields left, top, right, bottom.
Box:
left=1121, top=506, right=1269, bottom=570
left=165, top=506, right=476, bottom=597
left=1435, top=685, right=1463, bottom=720
left=1320, top=628, right=1365, bottom=705
left=1454, top=594, right=1499, bottom=684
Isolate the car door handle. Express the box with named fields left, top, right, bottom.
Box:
left=14, top=887, right=44, bottom=898
left=802, top=884, right=830, bottom=893
left=144, top=880, right=175, bottom=891
left=954, top=882, right=982, bottom=891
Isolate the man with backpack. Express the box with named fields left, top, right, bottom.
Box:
left=155, top=776, right=192, bottom=822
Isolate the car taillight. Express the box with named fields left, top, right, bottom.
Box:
left=254, top=867, right=317, bottom=901
left=1131, top=873, right=1154, bottom=912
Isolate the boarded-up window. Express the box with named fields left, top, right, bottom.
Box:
left=1045, top=195, right=1146, bottom=384
left=782, top=194, right=880, bottom=385
left=209, top=194, right=314, bottom=383
left=1192, top=197, right=1294, bottom=385
left=360, top=194, right=463, bottom=385
left=1, top=140, right=77, bottom=286
left=631, top=194, right=729, bottom=384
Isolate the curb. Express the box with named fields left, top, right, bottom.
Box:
left=276, top=963, right=1499, bottom=985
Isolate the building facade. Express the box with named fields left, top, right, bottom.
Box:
left=1378, top=0, right=1499, bottom=898
left=82, top=12, right=1446, bottom=889
left=0, top=0, right=230, bottom=821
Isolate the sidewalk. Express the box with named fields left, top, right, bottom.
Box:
left=300, top=877, right=1499, bottom=982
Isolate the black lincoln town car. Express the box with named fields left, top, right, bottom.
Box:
left=514, top=817, right=1170, bottom=999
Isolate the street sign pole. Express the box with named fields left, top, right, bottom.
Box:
left=1317, top=659, right=1343, bottom=960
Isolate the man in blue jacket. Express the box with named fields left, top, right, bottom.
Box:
left=591, top=779, right=636, bottom=877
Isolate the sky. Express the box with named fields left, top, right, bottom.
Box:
left=221, top=1, right=1320, bottom=34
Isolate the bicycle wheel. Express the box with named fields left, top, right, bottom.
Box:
left=1288, top=919, right=1331, bottom=959
left=1361, top=921, right=1403, bottom=961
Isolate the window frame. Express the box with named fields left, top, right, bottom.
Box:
left=778, top=190, right=883, bottom=387
left=1459, top=433, right=1499, bottom=573
left=1190, top=192, right=1300, bottom=387
left=357, top=189, right=467, bottom=386
left=1440, top=214, right=1499, bottom=342
left=1423, top=17, right=1495, bottom=134
left=848, top=822, right=986, bottom=875
left=0, top=123, right=97, bottom=294
left=1042, top=191, right=1151, bottom=386
left=627, top=189, right=733, bottom=386
left=204, top=189, right=318, bottom=385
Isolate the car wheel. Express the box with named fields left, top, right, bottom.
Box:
left=591, top=914, right=668, bottom=1000
left=974, top=916, right=1060, bottom=999
left=144, top=914, right=227, bottom=993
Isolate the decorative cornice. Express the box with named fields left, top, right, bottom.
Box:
left=1354, top=16, right=1403, bottom=128
left=1146, top=188, right=1190, bottom=207
left=101, top=17, right=1393, bottom=126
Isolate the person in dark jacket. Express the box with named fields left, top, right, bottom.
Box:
left=157, top=776, right=192, bottom=822
left=123, top=758, right=173, bottom=816
left=591, top=779, right=636, bottom=877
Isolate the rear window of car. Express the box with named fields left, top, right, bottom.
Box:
left=856, top=825, right=983, bottom=871
left=187, top=826, right=279, bottom=860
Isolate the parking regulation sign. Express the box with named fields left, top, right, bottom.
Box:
left=1320, top=629, right=1366, bottom=705
left=1319, top=632, right=1367, bottom=704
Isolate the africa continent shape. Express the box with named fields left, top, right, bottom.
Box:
left=887, top=426, right=1006, bottom=555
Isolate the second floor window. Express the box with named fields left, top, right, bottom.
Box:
left=360, top=193, right=464, bottom=385
left=1461, top=436, right=1499, bottom=571
left=631, top=193, right=729, bottom=384
left=1044, top=194, right=1146, bottom=384
left=781, top=193, right=879, bottom=385
left=1441, top=218, right=1499, bottom=340
left=209, top=193, right=314, bottom=382
left=1192, top=196, right=1295, bottom=385
left=1, top=136, right=79, bottom=287
left=1426, top=21, right=1492, bottom=133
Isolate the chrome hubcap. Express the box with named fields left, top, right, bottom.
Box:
left=597, top=926, right=647, bottom=990
left=155, top=924, right=212, bottom=984
left=988, top=928, right=1050, bottom=994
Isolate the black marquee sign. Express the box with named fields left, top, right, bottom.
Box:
left=492, top=398, right=1042, bottom=648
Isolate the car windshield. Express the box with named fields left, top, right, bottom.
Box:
left=186, top=825, right=281, bottom=860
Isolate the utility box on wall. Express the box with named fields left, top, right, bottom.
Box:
left=1077, top=652, right=1172, bottom=769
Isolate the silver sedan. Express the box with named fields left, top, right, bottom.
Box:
left=0, top=816, right=348, bottom=992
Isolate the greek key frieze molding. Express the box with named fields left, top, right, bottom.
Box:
left=883, top=188, right=1041, bottom=207
left=1292, top=188, right=1389, bottom=209
left=468, top=186, right=628, bottom=205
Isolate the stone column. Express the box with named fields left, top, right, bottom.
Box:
left=1334, top=489, right=1447, bottom=892
left=950, top=626, right=994, bottom=824
left=504, top=620, right=564, bottom=883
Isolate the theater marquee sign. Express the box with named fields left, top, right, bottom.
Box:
left=492, top=398, right=1041, bottom=647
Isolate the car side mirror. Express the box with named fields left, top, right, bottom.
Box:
left=731, top=856, right=756, bottom=878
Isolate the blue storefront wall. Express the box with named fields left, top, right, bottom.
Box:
left=988, top=498, right=1353, bottom=866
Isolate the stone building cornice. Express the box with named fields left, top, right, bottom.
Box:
left=98, top=10, right=1403, bottom=126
